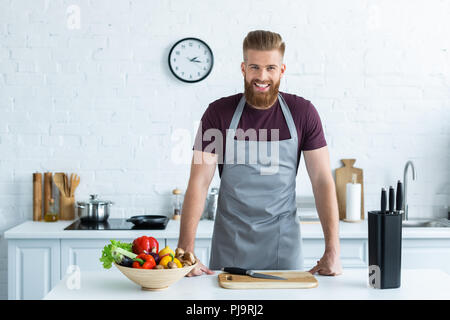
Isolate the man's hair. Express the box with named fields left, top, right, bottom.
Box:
left=243, top=30, right=285, bottom=63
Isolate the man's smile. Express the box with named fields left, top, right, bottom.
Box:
left=254, top=82, right=270, bottom=92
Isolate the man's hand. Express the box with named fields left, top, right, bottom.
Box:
left=308, top=251, right=342, bottom=276
left=186, top=259, right=215, bottom=277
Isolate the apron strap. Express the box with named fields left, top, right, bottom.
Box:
left=228, top=95, right=246, bottom=131
left=228, top=93, right=298, bottom=140
left=278, top=93, right=298, bottom=141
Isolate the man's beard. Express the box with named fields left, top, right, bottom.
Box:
left=244, top=77, right=280, bottom=109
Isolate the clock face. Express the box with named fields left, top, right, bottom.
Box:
left=168, top=38, right=214, bottom=83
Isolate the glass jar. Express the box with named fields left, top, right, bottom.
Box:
left=44, top=198, right=58, bottom=222
left=172, top=188, right=183, bottom=220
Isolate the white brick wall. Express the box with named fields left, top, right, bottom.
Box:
left=0, top=0, right=449, bottom=299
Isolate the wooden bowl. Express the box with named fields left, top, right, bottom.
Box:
left=114, top=262, right=198, bottom=291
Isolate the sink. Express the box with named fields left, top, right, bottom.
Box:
left=402, top=220, right=434, bottom=227
left=402, top=219, right=450, bottom=228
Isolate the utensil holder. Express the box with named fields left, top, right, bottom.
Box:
left=60, top=194, right=75, bottom=220
left=368, top=210, right=402, bottom=289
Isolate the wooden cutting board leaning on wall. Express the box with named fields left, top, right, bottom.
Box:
left=335, top=159, right=364, bottom=220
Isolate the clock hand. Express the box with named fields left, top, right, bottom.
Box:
left=187, top=56, right=200, bottom=62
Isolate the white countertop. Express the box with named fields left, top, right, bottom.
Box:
left=44, top=268, right=450, bottom=300
left=4, top=219, right=450, bottom=240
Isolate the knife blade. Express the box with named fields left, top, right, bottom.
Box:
left=222, top=267, right=287, bottom=280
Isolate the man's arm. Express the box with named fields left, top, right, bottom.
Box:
left=303, top=146, right=342, bottom=276
left=177, top=150, right=217, bottom=275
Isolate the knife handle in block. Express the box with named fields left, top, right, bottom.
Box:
left=396, top=180, right=403, bottom=212
left=381, top=187, right=387, bottom=214
left=389, top=186, right=395, bottom=214
left=222, top=267, right=248, bottom=275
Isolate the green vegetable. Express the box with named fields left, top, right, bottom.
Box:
left=100, top=240, right=137, bottom=269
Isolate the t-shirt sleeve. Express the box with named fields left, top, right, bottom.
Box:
left=192, top=103, right=222, bottom=155
left=301, top=101, right=327, bottom=151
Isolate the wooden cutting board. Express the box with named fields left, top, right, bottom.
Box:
left=335, top=159, right=364, bottom=220
left=218, top=271, right=318, bottom=289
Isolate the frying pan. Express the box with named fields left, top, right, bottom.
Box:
left=126, top=215, right=169, bottom=229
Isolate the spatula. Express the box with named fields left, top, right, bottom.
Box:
left=54, top=173, right=68, bottom=197
left=70, top=173, right=80, bottom=197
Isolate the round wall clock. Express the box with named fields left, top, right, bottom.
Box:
left=168, top=37, right=214, bottom=83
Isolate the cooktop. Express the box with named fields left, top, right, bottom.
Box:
left=64, top=218, right=168, bottom=230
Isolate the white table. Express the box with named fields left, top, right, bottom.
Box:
left=44, top=268, right=450, bottom=300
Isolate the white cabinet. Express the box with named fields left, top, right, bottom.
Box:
left=61, top=239, right=132, bottom=273
left=60, top=238, right=164, bottom=273
left=8, top=240, right=60, bottom=300
left=303, top=239, right=368, bottom=269
left=402, top=239, right=450, bottom=273
left=7, top=235, right=450, bottom=299
left=166, top=238, right=211, bottom=267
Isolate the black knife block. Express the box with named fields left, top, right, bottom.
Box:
left=368, top=210, right=402, bottom=289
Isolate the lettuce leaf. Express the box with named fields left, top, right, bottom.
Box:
left=100, top=240, right=134, bottom=269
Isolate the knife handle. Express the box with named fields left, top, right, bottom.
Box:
left=389, top=186, right=395, bottom=214
left=381, top=187, right=387, bottom=214
left=396, top=180, right=403, bottom=212
left=222, top=267, right=248, bottom=275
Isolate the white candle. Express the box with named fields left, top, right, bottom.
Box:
left=346, top=181, right=361, bottom=221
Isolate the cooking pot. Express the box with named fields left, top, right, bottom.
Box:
left=76, top=194, right=113, bottom=222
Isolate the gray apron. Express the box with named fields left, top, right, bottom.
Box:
left=209, top=93, right=303, bottom=270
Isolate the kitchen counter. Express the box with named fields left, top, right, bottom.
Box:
left=6, top=218, right=450, bottom=300
left=44, top=268, right=450, bottom=300
left=4, top=219, right=450, bottom=239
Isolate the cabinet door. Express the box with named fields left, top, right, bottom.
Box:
left=402, top=239, right=450, bottom=274
left=166, top=239, right=211, bottom=268
left=61, top=239, right=124, bottom=274
left=61, top=238, right=166, bottom=274
left=8, top=239, right=60, bottom=300
left=302, top=239, right=368, bottom=269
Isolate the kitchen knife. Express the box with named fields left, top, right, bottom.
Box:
left=222, top=267, right=287, bottom=280
left=389, top=186, right=395, bottom=214
left=381, top=187, right=387, bottom=214
left=396, top=180, right=403, bottom=213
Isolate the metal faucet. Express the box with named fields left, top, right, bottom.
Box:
left=402, top=161, right=416, bottom=221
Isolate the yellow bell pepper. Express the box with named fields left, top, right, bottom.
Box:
left=173, top=258, right=182, bottom=268
left=159, top=254, right=174, bottom=268
left=158, top=246, right=175, bottom=258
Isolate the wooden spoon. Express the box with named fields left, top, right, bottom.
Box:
left=63, top=173, right=70, bottom=198
left=54, top=173, right=67, bottom=197
left=69, top=173, right=73, bottom=197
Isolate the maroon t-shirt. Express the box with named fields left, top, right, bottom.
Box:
left=193, top=91, right=327, bottom=177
